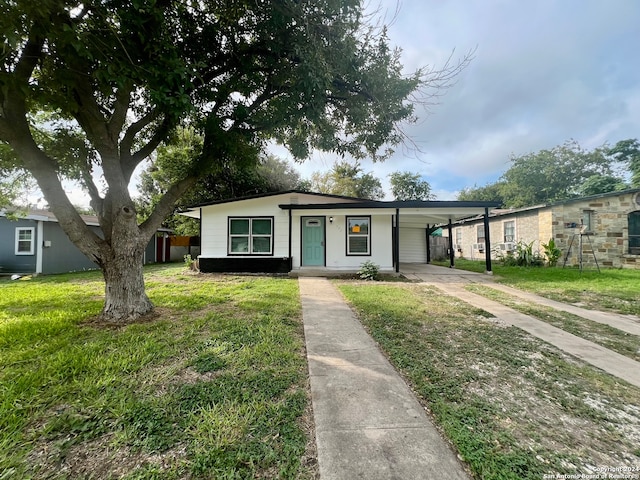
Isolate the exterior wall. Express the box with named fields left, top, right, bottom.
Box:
left=290, top=211, right=394, bottom=271
left=144, top=236, right=157, bottom=264
left=41, top=223, right=102, bottom=274
left=447, top=210, right=542, bottom=260
left=551, top=191, right=640, bottom=269
left=198, top=192, right=395, bottom=273
left=448, top=190, right=640, bottom=269
left=0, top=217, right=38, bottom=273
left=1, top=215, right=163, bottom=275
left=200, top=195, right=291, bottom=259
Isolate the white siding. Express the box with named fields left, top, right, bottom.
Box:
left=399, top=227, right=427, bottom=263
left=291, top=212, right=394, bottom=271
left=199, top=192, right=397, bottom=271
left=200, top=195, right=291, bottom=258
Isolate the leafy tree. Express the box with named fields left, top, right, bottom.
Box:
left=1, top=1, right=467, bottom=321
left=135, top=130, right=303, bottom=235
left=457, top=182, right=506, bottom=205
left=499, top=140, right=612, bottom=207
left=310, top=161, right=384, bottom=199
left=0, top=144, right=34, bottom=211
left=579, top=174, right=628, bottom=197
left=389, top=171, right=435, bottom=200
left=458, top=140, right=616, bottom=208
left=608, top=138, right=640, bottom=187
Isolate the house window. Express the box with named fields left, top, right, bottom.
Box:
left=503, top=221, right=515, bottom=242
left=347, top=216, right=370, bottom=255
left=476, top=225, right=485, bottom=244
left=15, top=227, right=35, bottom=255
left=228, top=217, right=273, bottom=255
left=455, top=228, right=462, bottom=249
left=582, top=210, right=594, bottom=233
left=629, top=211, right=640, bottom=255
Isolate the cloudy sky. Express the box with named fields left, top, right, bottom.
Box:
left=280, top=0, right=640, bottom=200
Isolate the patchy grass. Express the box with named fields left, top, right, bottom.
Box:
left=0, top=264, right=315, bottom=479
left=433, top=259, right=640, bottom=316
left=337, top=282, right=640, bottom=480
left=465, top=284, right=640, bottom=362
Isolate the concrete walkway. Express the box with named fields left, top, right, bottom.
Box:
left=404, top=264, right=640, bottom=388
left=480, top=282, right=640, bottom=336
left=299, top=277, right=470, bottom=480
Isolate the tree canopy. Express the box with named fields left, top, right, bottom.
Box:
left=389, top=171, right=435, bottom=200
left=1, top=1, right=464, bottom=321
left=135, top=129, right=304, bottom=235
left=457, top=140, right=635, bottom=207
left=309, top=161, right=384, bottom=199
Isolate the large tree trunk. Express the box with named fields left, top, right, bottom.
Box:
left=100, top=248, right=154, bottom=322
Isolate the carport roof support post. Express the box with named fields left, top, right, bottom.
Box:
left=484, top=208, right=492, bottom=274
left=448, top=219, right=454, bottom=268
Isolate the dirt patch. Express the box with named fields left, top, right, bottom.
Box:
left=464, top=345, right=640, bottom=472
left=27, top=432, right=187, bottom=479
left=79, top=307, right=176, bottom=330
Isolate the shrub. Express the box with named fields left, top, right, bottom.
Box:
left=358, top=261, right=380, bottom=281
left=496, top=241, right=544, bottom=267
left=541, top=238, right=562, bottom=267
left=183, top=254, right=198, bottom=271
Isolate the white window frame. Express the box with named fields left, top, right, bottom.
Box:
left=503, top=221, right=515, bottom=242
left=582, top=210, right=594, bottom=233
left=455, top=228, right=462, bottom=250
left=346, top=216, right=371, bottom=256
left=228, top=217, right=273, bottom=255
left=15, top=227, right=35, bottom=255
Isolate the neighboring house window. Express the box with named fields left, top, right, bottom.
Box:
left=347, top=216, right=370, bottom=255
left=15, top=227, right=35, bottom=255
left=476, top=225, right=485, bottom=244
left=503, top=221, right=515, bottom=242
left=629, top=211, right=640, bottom=255
left=455, top=228, right=462, bottom=249
left=582, top=210, right=594, bottom=233
left=228, top=217, right=273, bottom=255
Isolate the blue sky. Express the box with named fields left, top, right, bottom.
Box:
left=277, top=0, right=640, bottom=199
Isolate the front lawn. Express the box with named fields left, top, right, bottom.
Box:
left=466, top=284, right=640, bottom=362
left=338, top=282, right=640, bottom=480
left=0, top=265, right=314, bottom=479
left=433, top=258, right=640, bottom=315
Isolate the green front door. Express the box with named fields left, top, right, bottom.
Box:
left=302, top=217, right=325, bottom=266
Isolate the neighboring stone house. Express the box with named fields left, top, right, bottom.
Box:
left=445, top=188, right=640, bottom=269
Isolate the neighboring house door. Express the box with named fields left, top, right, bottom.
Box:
left=302, top=217, right=325, bottom=266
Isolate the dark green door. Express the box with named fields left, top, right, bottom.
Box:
left=302, top=217, right=325, bottom=266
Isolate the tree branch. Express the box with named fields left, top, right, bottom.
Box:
left=72, top=75, right=114, bottom=156
left=139, top=175, right=198, bottom=239
left=13, top=137, right=108, bottom=262
left=120, top=108, right=161, bottom=157
left=13, top=35, right=45, bottom=83
left=107, top=84, right=133, bottom=143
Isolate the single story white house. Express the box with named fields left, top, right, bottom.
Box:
left=180, top=191, right=499, bottom=275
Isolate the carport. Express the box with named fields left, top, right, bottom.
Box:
left=281, top=199, right=500, bottom=273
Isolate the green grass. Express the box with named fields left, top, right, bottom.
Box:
left=433, top=258, right=640, bottom=315
left=337, top=282, right=640, bottom=480
left=465, top=284, right=640, bottom=362
left=0, top=264, right=313, bottom=479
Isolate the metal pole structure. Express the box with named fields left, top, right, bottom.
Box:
left=579, top=233, right=583, bottom=273
left=484, top=208, right=492, bottom=274
left=395, top=208, right=400, bottom=273
left=426, top=224, right=431, bottom=264
left=448, top=219, right=454, bottom=268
